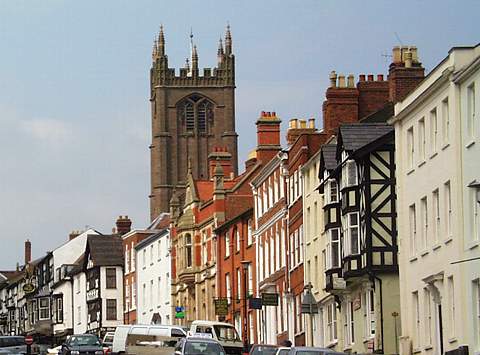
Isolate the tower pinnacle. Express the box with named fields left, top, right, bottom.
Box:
left=224, top=24, right=232, bottom=56
left=158, top=24, right=165, bottom=56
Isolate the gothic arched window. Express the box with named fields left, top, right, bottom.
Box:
left=178, top=95, right=214, bottom=134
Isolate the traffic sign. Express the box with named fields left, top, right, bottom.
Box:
left=175, top=306, right=185, bottom=319
left=25, top=335, right=33, bottom=346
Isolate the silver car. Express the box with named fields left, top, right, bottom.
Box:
left=287, top=347, right=346, bottom=355
left=0, top=336, right=27, bottom=355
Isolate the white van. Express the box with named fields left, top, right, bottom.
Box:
left=189, top=321, right=243, bottom=355
left=112, top=325, right=186, bottom=354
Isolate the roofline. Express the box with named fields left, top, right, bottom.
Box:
left=214, top=208, right=253, bottom=233
left=134, top=229, right=170, bottom=251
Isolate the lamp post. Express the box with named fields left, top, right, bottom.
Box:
left=241, top=261, right=250, bottom=352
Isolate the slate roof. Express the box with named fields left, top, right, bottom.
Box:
left=135, top=229, right=169, bottom=251
left=86, top=235, right=123, bottom=267
left=321, top=144, right=338, bottom=171
left=337, top=123, right=394, bottom=158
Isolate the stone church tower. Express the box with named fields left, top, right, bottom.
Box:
left=149, top=26, right=238, bottom=220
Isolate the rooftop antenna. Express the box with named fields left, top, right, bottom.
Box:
left=394, top=31, right=404, bottom=46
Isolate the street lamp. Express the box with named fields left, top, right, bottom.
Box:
left=240, top=261, right=250, bottom=352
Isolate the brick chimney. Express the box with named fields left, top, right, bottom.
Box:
left=322, top=71, right=360, bottom=137
left=255, top=111, right=282, bottom=163
left=24, top=239, right=31, bottom=265
left=357, top=73, right=390, bottom=119
left=208, top=147, right=234, bottom=180
left=69, top=230, right=81, bottom=241
left=286, top=117, right=317, bottom=145
left=116, top=216, right=132, bottom=235
left=388, top=46, right=425, bottom=103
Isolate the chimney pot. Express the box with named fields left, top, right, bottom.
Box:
left=359, top=74, right=366, bottom=82
left=24, top=239, right=32, bottom=265
left=392, top=46, right=401, bottom=63
left=377, top=74, right=384, bottom=81
left=347, top=74, right=355, bottom=88
left=329, top=71, right=337, bottom=88
left=338, top=74, right=346, bottom=88
left=367, top=74, right=374, bottom=81
left=116, top=215, right=132, bottom=235
left=308, top=118, right=315, bottom=129
left=404, top=51, right=413, bottom=68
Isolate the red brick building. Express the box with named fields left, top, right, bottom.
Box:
left=215, top=111, right=283, bottom=345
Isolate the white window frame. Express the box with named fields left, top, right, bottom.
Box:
left=344, top=213, right=360, bottom=256
left=432, top=189, right=440, bottom=245
left=467, top=82, right=476, bottom=140
left=430, top=108, right=438, bottom=154
left=424, top=288, right=432, bottom=346
left=363, top=289, right=375, bottom=339
left=326, top=228, right=340, bottom=269
left=419, top=117, right=426, bottom=162
left=442, top=97, right=449, bottom=145
left=226, top=273, right=231, bottom=305
left=407, top=127, right=415, bottom=170
left=420, top=197, right=428, bottom=250
left=409, top=204, right=417, bottom=256
left=445, top=181, right=452, bottom=239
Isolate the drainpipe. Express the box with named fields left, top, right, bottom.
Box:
left=368, top=271, right=384, bottom=354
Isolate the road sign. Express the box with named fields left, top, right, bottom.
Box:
left=261, top=293, right=279, bottom=306
left=248, top=297, right=262, bottom=310
left=214, top=298, right=229, bottom=316
left=175, top=306, right=185, bottom=319
left=25, top=335, right=33, bottom=346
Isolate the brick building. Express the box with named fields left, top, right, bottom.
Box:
left=285, top=120, right=324, bottom=346
left=214, top=111, right=283, bottom=345
left=149, top=25, right=238, bottom=219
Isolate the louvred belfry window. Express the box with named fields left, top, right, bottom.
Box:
left=178, top=95, right=214, bottom=134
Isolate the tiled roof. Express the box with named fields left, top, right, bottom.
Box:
left=87, top=235, right=123, bottom=267
left=338, top=123, right=394, bottom=154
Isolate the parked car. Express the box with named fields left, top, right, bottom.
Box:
left=111, top=324, right=186, bottom=354
left=60, top=334, right=104, bottom=355
left=275, top=347, right=290, bottom=355
left=249, top=344, right=279, bottom=355
left=175, top=337, right=226, bottom=355
left=0, top=336, right=26, bottom=354
left=287, top=347, right=346, bottom=355
left=190, top=321, right=243, bottom=355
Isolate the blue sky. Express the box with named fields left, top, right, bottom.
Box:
left=0, top=0, right=478, bottom=268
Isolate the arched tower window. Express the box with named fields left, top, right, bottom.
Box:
left=178, top=95, right=214, bottom=134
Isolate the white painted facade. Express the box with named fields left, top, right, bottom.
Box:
left=135, top=230, right=171, bottom=325
left=99, top=265, right=124, bottom=329
left=392, top=44, right=480, bottom=355
left=51, top=229, right=97, bottom=336
left=301, top=150, right=339, bottom=348
left=72, top=272, right=87, bottom=334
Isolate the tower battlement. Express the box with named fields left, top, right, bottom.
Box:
left=151, top=25, right=235, bottom=88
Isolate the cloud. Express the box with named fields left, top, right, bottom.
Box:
left=21, top=118, right=72, bottom=144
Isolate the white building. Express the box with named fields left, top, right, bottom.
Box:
left=391, top=44, right=480, bottom=355
left=52, top=229, right=96, bottom=338
left=135, top=229, right=171, bottom=325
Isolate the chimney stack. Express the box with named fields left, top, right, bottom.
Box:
left=25, top=239, right=31, bottom=265
left=208, top=147, right=234, bottom=179
left=388, top=45, right=425, bottom=103
left=286, top=117, right=317, bottom=145
left=116, top=216, right=132, bottom=236
left=255, top=111, right=282, bottom=162
left=69, top=230, right=81, bottom=241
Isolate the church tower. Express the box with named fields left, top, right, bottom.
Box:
left=149, top=25, right=238, bottom=220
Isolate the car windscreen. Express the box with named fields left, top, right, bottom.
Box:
left=184, top=341, right=225, bottom=355
left=69, top=336, right=101, bottom=346
left=212, top=325, right=240, bottom=342
left=251, top=346, right=278, bottom=355
left=103, top=335, right=114, bottom=343
left=296, top=351, right=323, bottom=355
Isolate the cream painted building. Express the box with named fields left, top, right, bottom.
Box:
left=392, top=44, right=480, bottom=355
left=302, top=148, right=339, bottom=349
